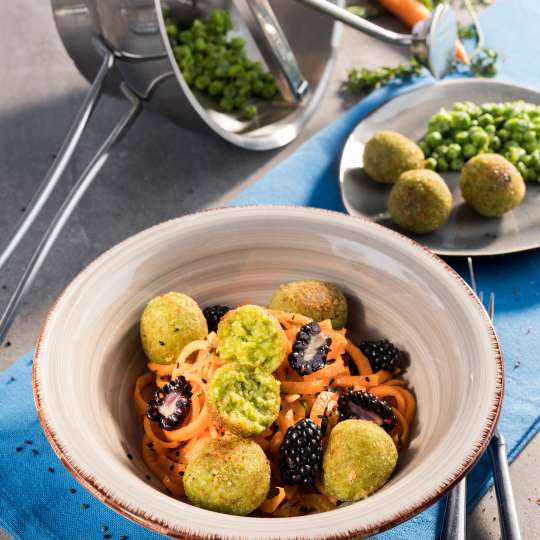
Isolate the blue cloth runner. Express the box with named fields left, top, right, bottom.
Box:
left=1, top=0, right=539, bottom=538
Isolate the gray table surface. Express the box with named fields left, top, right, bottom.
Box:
left=0, top=1, right=538, bottom=539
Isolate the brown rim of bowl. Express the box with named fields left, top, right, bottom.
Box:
left=32, top=205, right=504, bottom=540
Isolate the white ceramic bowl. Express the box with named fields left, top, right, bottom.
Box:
left=33, top=206, right=503, bottom=539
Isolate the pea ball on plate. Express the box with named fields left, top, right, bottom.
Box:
left=459, top=153, right=526, bottom=217
left=323, top=419, right=397, bottom=502
left=217, top=304, right=287, bottom=372
left=207, top=363, right=280, bottom=436
left=140, top=292, right=208, bottom=365
left=184, top=436, right=270, bottom=515
left=269, top=280, right=348, bottom=329
left=363, top=131, right=425, bottom=184
left=388, top=169, right=453, bottom=234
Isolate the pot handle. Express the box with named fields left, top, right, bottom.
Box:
left=0, top=39, right=141, bottom=344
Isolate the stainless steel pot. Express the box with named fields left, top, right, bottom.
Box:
left=52, top=0, right=343, bottom=150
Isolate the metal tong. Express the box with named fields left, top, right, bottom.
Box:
left=440, top=257, right=521, bottom=540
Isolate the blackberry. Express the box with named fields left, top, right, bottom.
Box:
left=338, top=391, right=397, bottom=433
left=203, top=305, right=230, bottom=332
left=288, top=322, right=331, bottom=376
left=359, top=339, right=402, bottom=373
left=147, top=376, right=192, bottom=430
left=279, top=419, right=323, bottom=487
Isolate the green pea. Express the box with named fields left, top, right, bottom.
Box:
left=194, top=37, right=206, bottom=51
left=455, top=131, right=469, bottom=145
left=530, top=149, right=540, bottom=168
left=470, top=119, right=479, bottom=126
left=513, top=132, right=524, bottom=143
left=521, top=154, right=534, bottom=167
left=230, top=37, right=245, bottom=50
left=479, top=113, right=494, bottom=126
left=219, top=96, right=234, bottom=112
left=429, top=111, right=453, bottom=133
left=506, top=146, right=525, bottom=164
left=435, top=144, right=449, bottom=156
left=525, top=168, right=538, bottom=182
left=470, top=128, right=489, bottom=148
left=424, top=157, right=437, bottom=170
left=208, top=80, right=224, bottom=96
left=491, top=136, right=502, bottom=150
left=194, top=75, right=210, bottom=90
left=450, top=158, right=464, bottom=171
left=463, top=143, right=477, bottom=158
left=166, top=23, right=179, bottom=39
left=214, top=62, right=230, bottom=79
left=426, top=131, right=443, bottom=147
left=504, top=117, right=529, bottom=132
left=504, top=140, right=520, bottom=149
left=179, top=30, right=193, bottom=44
left=252, top=80, right=264, bottom=96
left=523, top=131, right=537, bottom=144
left=242, top=104, right=258, bottom=120
left=497, top=128, right=511, bottom=140
left=451, top=111, right=472, bottom=130
left=223, top=84, right=237, bottom=98
left=437, top=157, right=449, bottom=171
left=447, top=144, right=461, bottom=160
left=516, top=161, right=528, bottom=177
left=261, top=84, right=277, bottom=100
left=484, top=124, right=496, bottom=135
left=234, top=95, right=247, bottom=108
left=228, top=64, right=244, bottom=78
left=419, top=141, right=430, bottom=154
left=525, top=142, right=538, bottom=154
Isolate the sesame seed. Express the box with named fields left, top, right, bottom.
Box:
left=24, top=439, right=33, bottom=445
left=15, top=447, right=23, bottom=452
left=145, top=474, right=151, bottom=480
left=69, top=488, right=77, bottom=494
left=31, top=449, right=39, bottom=456
left=127, top=453, right=133, bottom=460
left=48, top=467, right=55, bottom=473
left=80, top=503, right=90, bottom=509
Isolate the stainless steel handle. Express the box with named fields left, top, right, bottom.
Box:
left=0, top=43, right=142, bottom=344
left=233, top=0, right=310, bottom=102
left=488, top=430, right=522, bottom=540
left=440, top=478, right=467, bottom=540
left=294, top=0, right=412, bottom=46
left=0, top=39, right=113, bottom=274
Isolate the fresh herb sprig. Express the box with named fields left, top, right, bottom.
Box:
left=347, top=57, right=423, bottom=93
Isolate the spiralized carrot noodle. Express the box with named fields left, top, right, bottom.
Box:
left=135, top=307, right=417, bottom=516
left=260, top=487, right=286, bottom=513
left=147, top=362, right=173, bottom=376
left=345, top=341, right=373, bottom=375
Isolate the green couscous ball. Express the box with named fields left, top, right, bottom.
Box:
left=269, top=280, right=348, bottom=329
left=184, top=436, right=270, bottom=515
left=459, top=153, right=526, bottom=217
left=140, top=292, right=208, bottom=365
left=388, top=169, right=453, bottom=234
left=217, top=305, right=286, bottom=372
left=323, top=419, right=398, bottom=502
left=363, top=131, right=425, bottom=184
left=207, top=364, right=280, bottom=436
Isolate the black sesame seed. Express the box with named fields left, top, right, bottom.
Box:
left=80, top=503, right=90, bottom=509
left=120, top=536, right=129, bottom=540
left=16, top=447, right=23, bottom=452
left=101, top=525, right=109, bottom=532
left=127, top=453, right=133, bottom=460
left=5, top=341, right=12, bottom=348
left=31, top=449, right=39, bottom=456
left=69, top=488, right=77, bottom=494
left=145, top=474, right=151, bottom=480
left=103, top=534, right=112, bottom=539
left=159, top=341, right=165, bottom=346
left=48, top=467, right=55, bottom=473
left=7, top=375, right=15, bottom=383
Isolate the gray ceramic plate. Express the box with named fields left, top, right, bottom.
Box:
left=339, top=79, right=540, bottom=256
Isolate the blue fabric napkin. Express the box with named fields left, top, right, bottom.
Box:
left=1, top=0, right=539, bottom=538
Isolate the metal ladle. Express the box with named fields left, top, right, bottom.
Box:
left=292, top=0, right=458, bottom=79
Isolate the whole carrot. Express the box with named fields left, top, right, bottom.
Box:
left=377, top=0, right=470, bottom=64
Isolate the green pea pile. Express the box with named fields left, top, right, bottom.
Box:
left=421, top=101, right=540, bottom=182
left=164, top=9, right=279, bottom=120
